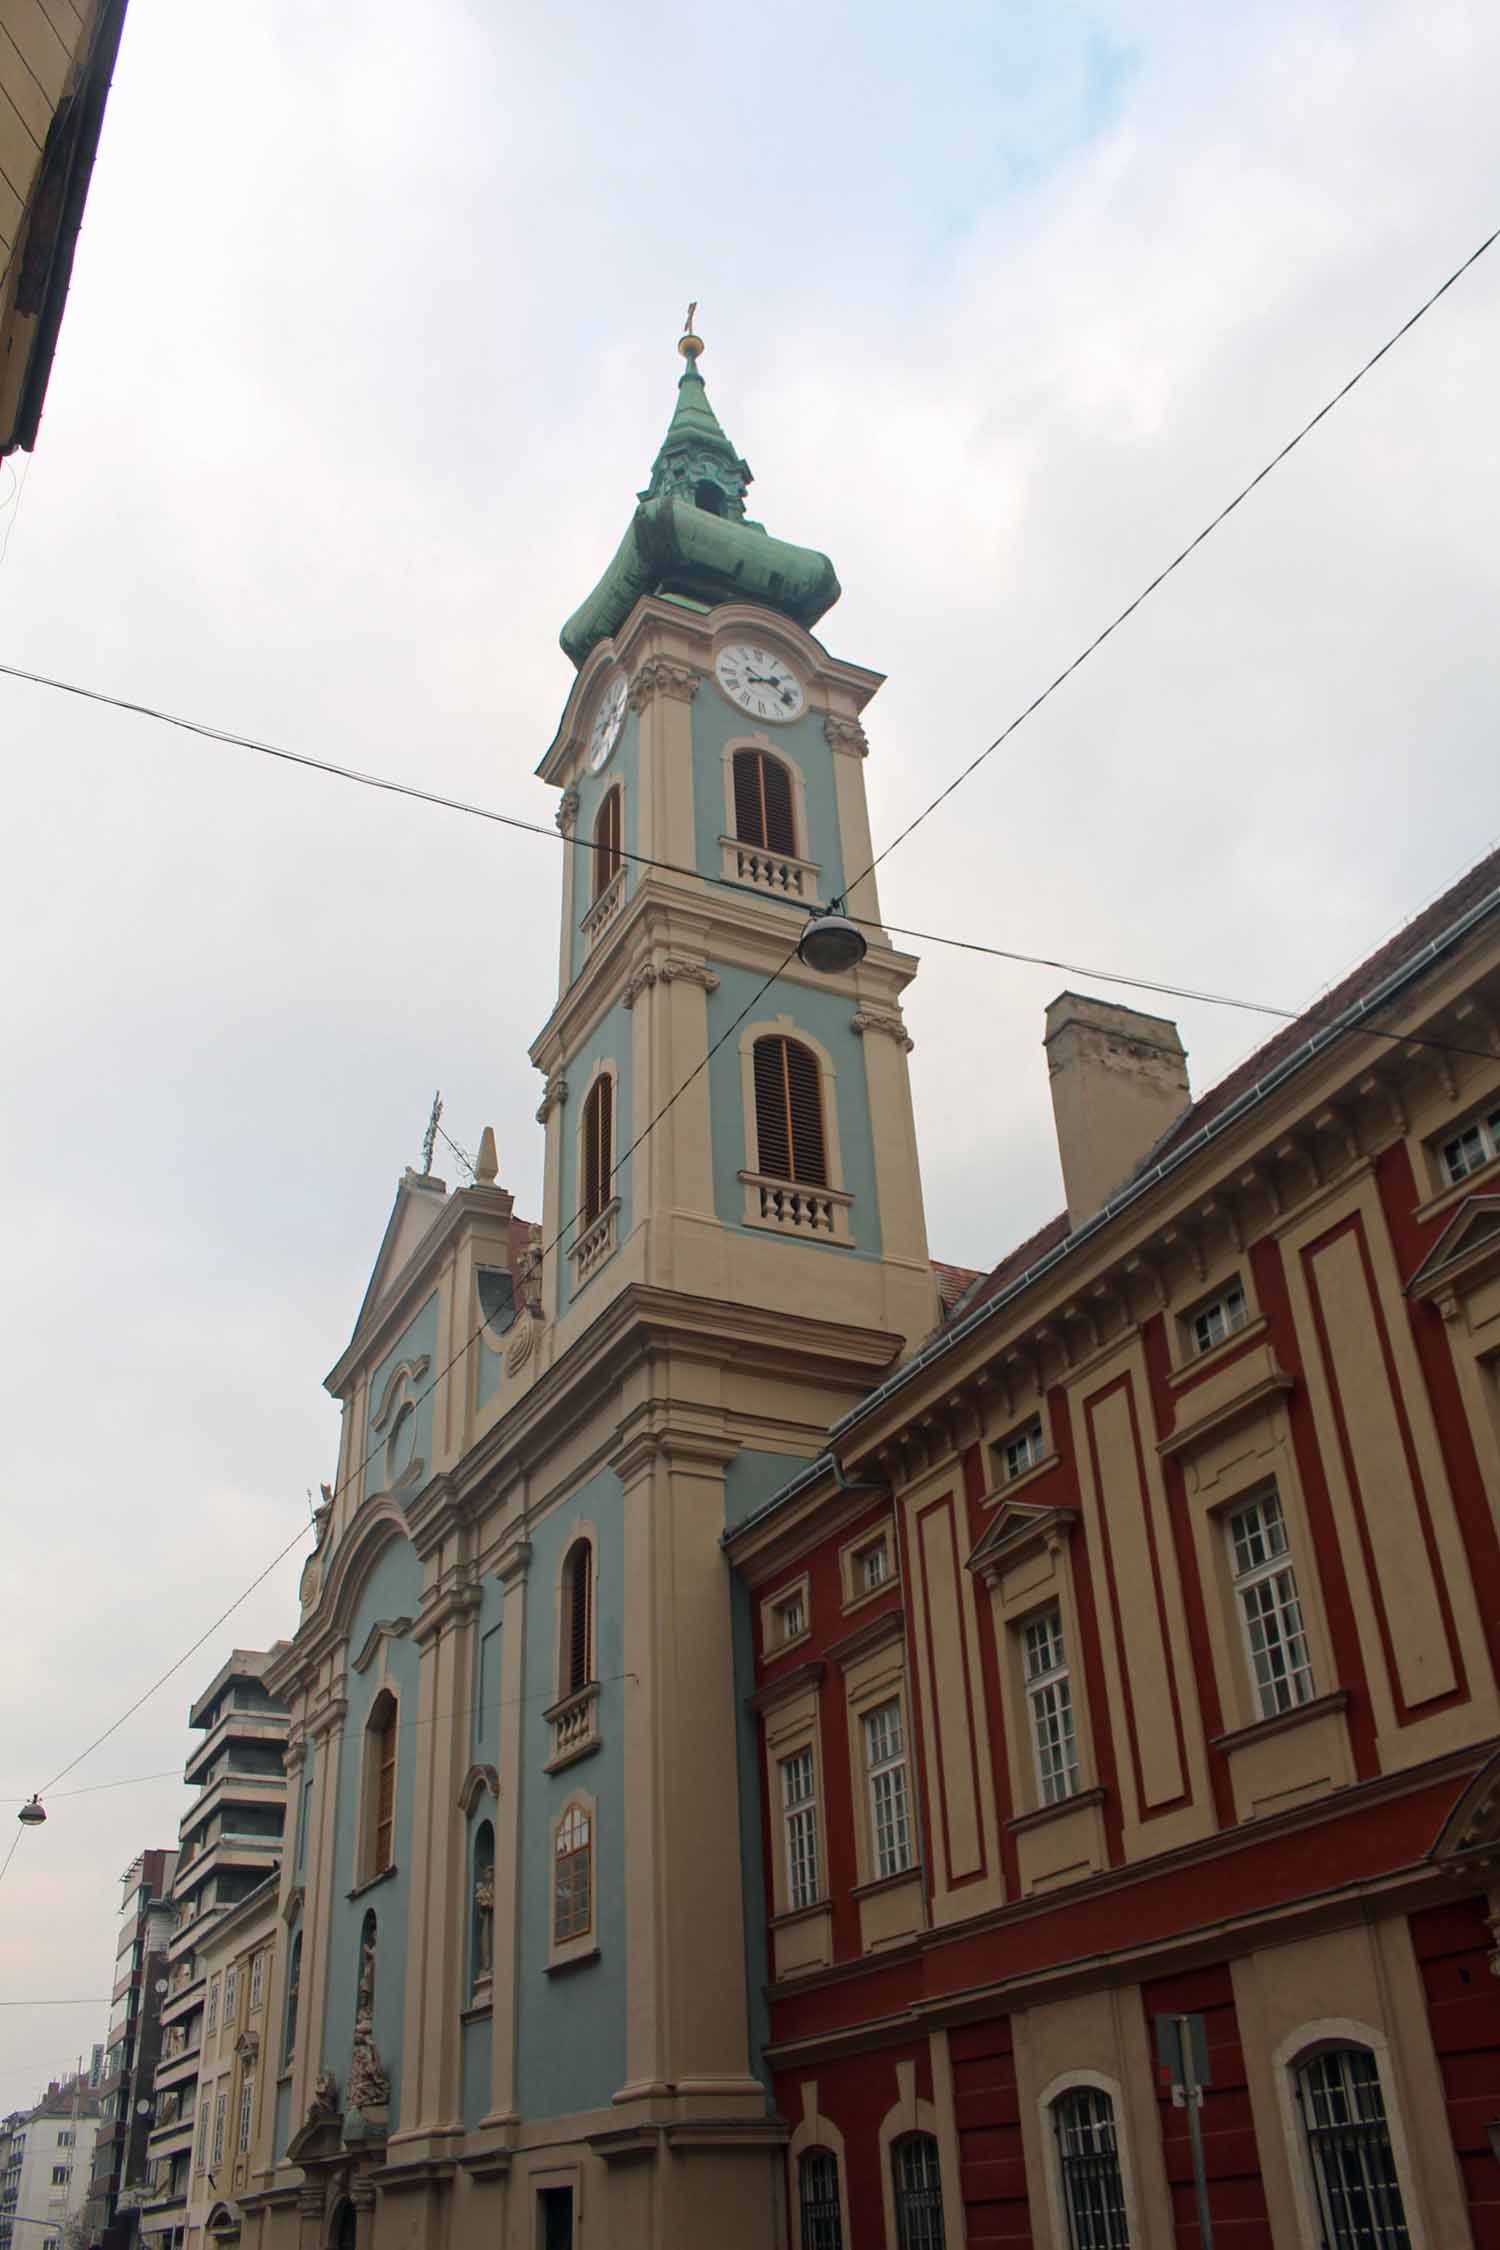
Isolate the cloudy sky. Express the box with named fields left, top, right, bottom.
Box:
left=2, top=0, right=1497, bottom=2099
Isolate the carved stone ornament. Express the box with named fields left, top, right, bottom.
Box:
left=627, top=658, right=699, bottom=710
left=824, top=714, right=869, bottom=756
left=658, top=957, right=721, bottom=993
left=555, top=784, right=580, bottom=834
left=346, top=2010, right=389, bottom=2110
left=850, top=1007, right=914, bottom=1052
left=308, top=2069, right=339, bottom=2122
left=621, top=963, right=657, bottom=1010
left=505, top=1310, right=537, bottom=1375
left=535, top=1072, right=569, bottom=1125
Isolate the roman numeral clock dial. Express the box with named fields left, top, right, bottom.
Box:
left=714, top=643, right=805, bottom=724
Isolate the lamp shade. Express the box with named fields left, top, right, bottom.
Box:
left=798, top=912, right=867, bottom=975
left=17, top=1795, right=46, bottom=1826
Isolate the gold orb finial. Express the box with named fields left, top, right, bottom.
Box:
left=678, top=299, right=703, bottom=360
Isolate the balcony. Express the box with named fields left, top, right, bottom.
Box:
left=579, top=867, right=626, bottom=953
left=568, top=1197, right=619, bottom=1290
left=173, top=1828, right=282, bottom=1899
left=739, top=1171, right=854, bottom=1244
left=184, top=1710, right=287, bottom=1788
left=720, top=835, right=821, bottom=902
left=152, top=2034, right=201, bottom=2095
left=544, top=1682, right=600, bottom=1771
left=179, top=1767, right=286, bottom=1845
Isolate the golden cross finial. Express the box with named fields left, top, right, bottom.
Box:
left=679, top=301, right=703, bottom=359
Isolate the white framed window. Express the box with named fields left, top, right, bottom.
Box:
left=859, top=1539, right=889, bottom=1593
left=205, top=1976, right=219, bottom=2036
left=781, top=1747, right=821, bottom=1910
left=1023, top=1608, right=1080, bottom=1805
left=236, top=2074, right=254, bottom=2155
left=248, top=1950, right=264, bottom=2013
left=863, top=1700, right=913, bottom=1879
left=778, top=1591, right=807, bottom=1644
left=1293, top=2044, right=1411, bottom=2248
left=553, top=1804, right=592, bottom=1944
left=1191, top=1279, right=1248, bottom=1356
left=1001, top=1416, right=1046, bottom=1483
left=1227, top=1488, right=1314, bottom=1718
left=223, top=1964, right=238, bottom=2025
left=1440, top=1102, right=1500, bottom=1185
left=1052, top=2085, right=1130, bottom=2248
left=210, top=2091, right=227, bottom=2169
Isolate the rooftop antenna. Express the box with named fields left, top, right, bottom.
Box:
left=420, top=1090, right=442, bottom=1177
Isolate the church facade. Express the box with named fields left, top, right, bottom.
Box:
left=230, top=328, right=1500, bottom=2250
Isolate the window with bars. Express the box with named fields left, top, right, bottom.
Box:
left=553, top=1804, right=592, bottom=1944
left=753, top=1035, right=828, bottom=1186
left=592, top=786, right=622, bottom=900
left=561, top=1540, right=593, bottom=1695
left=781, top=1747, right=820, bottom=1910
left=797, top=2147, right=843, bottom=2250
left=1191, top=1279, right=1249, bottom=1356
left=210, top=2092, right=227, bottom=2170
left=732, top=749, right=797, bottom=857
left=366, top=1690, right=398, bottom=1876
left=1023, top=1608, right=1080, bottom=1806
left=581, top=1076, right=613, bottom=1230
left=1052, top=2087, right=1130, bottom=2249
left=1001, top=1416, right=1046, bottom=1482
left=892, top=2132, right=945, bottom=2250
left=1227, top=1487, right=1314, bottom=1719
left=1440, top=1103, right=1500, bottom=1184
left=1294, top=2046, right=1411, bottom=2249
left=237, top=2075, right=255, bottom=2155
left=864, top=1700, right=913, bottom=1878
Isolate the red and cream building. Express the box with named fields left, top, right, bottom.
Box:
left=728, top=845, right=1500, bottom=2250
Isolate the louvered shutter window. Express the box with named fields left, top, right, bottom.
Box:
left=593, top=788, right=622, bottom=899
left=732, top=750, right=796, bottom=856
left=565, top=1542, right=592, bottom=1693
left=753, top=1036, right=828, bottom=1186
left=583, top=1077, right=613, bottom=1226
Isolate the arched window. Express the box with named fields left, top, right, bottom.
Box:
left=732, top=749, right=796, bottom=857
left=753, top=1035, right=828, bottom=1186
left=582, top=1077, right=613, bottom=1228
left=797, top=2146, right=843, bottom=2249
left=553, top=1804, right=592, bottom=1945
left=1293, top=2045, right=1410, bottom=2248
left=592, top=786, right=622, bottom=901
left=561, top=1540, right=594, bottom=1696
left=1052, top=2086, right=1129, bottom=2248
left=281, top=1931, right=301, bottom=2068
left=470, top=1820, right=495, bottom=1994
left=362, top=1692, right=398, bottom=1879
left=891, top=2132, right=945, bottom=2250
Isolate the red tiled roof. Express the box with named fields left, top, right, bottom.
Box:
left=932, top=1260, right=984, bottom=1315
left=954, top=843, right=1500, bottom=1320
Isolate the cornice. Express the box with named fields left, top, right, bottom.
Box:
left=323, top=1182, right=518, bottom=1400
left=747, top=1659, right=826, bottom=1715
left=825, top=1606, right=905, bottom=1671
left=493, top=1538, right=532, bottom=1589
left=413, top=1579, right=482, bottom=1647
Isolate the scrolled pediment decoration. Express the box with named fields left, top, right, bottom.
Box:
left=458, top=1762, right=499, bottom=1815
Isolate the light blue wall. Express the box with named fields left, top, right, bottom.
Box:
left=473, top=1567, right=503, bottom=1765
left=365, top=1291, right=439, bottom=1505
left=554, top=1001, right=633, bottom=1319
left=705, top=967, right=883, bottom=1257
left=320, top=1532, right=423, bottom=2125
left=690, top=689, right=846, bottom=904
left=568, top=704, right=641, bottom=987
left=515, top=1468, right=627, bottom=2118
left=725, top=1448, right=810, bottom=2098
left=461, top=2010, right=492, bottom=2131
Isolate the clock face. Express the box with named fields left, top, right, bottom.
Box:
left=715, top=643, right=805, bottom=724
left=586, top=675, right=627, bottom=772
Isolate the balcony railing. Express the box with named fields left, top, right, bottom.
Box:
left=739, top=1171, right=854, bottom=1244
left=720, top=836, right=821, bottom=901
left=544, top=1682, right=600, bottom=1769
left=568, top=1197, right=619, bottom=1289
left=579, top=867, right=626, bottom=952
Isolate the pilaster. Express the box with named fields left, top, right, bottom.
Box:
left=294, top=1693, right=346, bottom=2128
left=484, top=1539, right=531, bottom=2131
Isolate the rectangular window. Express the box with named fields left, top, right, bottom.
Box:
left=51, top=2167, right=68, bottom=2186
left=206, top=1977, right=219, bottom=2036
left=248, top=1951, right=264, bottom=2012
left=1227, top=1488, right=1314, bottom=1718
left=1441, top=1104, right=1500, bottom=1184
left=1002, top=1416, right=1046, bottom=1482
left=223, top=1966, right=238, bottom=2024
left=781, top=1747, right=821, bottom=1910
left=777, top=1592, right=806, bottom=1644
left=196, top=2101, right=210, bottom=2174
left=1192, top=1280, right=1248, bottom=1356
left=537, top=2185, right=574, bottom=2250
left=864, top=1700, right=913, bottom=1878
left=210, top=2092, right=226, bottom=2169
left=859, top=1540, right=889, bottom=1592
left=237, top=2076, right=254, bottom=2155
left=1023, top=1608, right=1080, bottom=1805
left=56, top=2132, right=72, bottom=2147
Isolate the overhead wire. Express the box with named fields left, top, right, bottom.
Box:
left=11, top=224, right=1498, bottom=1806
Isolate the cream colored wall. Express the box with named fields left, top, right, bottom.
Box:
left=1012, top=1988, right=1172, bottom=2250
left=0, top=0, right=89, bottom=270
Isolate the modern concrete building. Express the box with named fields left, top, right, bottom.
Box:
left=85, top=1851, right=176, bottom=2250
left=0, top=0, right=129, bottom=456
left=140, top=1654, right=288, bottom=2250
left=0, top=2071, right=100, bottom=2250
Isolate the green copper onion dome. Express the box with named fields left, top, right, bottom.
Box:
left=559, top=320, right=841, bottom=668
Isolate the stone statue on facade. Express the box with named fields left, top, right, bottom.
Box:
left=307, top=2068, right=339, bottom=2122
left=346, top=2009, right=389, bottom=2111
left=474, top=1871, right=494, bottom=1977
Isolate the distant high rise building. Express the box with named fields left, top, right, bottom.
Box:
left=84, top=1851, right=175, bottom=2250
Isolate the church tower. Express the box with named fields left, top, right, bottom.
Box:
left=530, top=318, right=935, bottom=1360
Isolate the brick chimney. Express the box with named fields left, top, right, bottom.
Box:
left=1044, top=992, right=1191, bottom=1228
